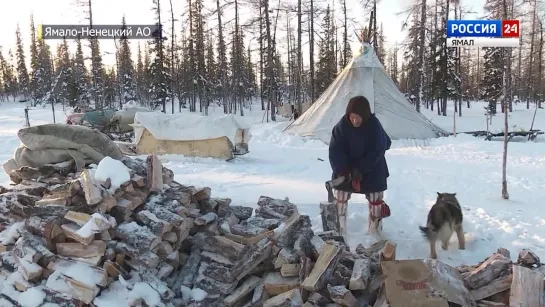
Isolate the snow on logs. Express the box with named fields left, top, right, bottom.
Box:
left=0, top=154, right=542, bottom=306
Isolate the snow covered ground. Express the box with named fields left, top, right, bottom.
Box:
left=0, top=100, right=544, bottom=274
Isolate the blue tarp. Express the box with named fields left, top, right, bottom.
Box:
left=80, top=109, right=116, bottom=126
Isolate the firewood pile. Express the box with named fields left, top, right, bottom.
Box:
left=456, top=247, right=544, bottom=307
left=0, top=153, right=543, bottom=307
left=0, top=154, right=389, bottom=307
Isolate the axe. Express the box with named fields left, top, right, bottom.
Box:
left=325, top=176, right=347, bottom=203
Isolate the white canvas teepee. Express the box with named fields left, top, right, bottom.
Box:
left=285, top=43, right=448, bottom=143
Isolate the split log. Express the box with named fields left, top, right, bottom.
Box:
left=60, top=223, right=95, bottom=245
left=15, top=256, right=43, bottom=281
left=41, top=287, right=86, bottom=307
left=224, top=276, right=261, bottom=307
left=263, top=272, right=300, bottom=296
left=177, top=246, right=202, bottom=288
left=251, top=281, right=269, bottom=307
left=201, top=251, right=234, bottom=267
left=139, top=270, right=175, bottom=301
left=380, top=241, right=396, bottom=262
left=194, top=213, right=218, bottom=228
left=152, top=241, right=174, bottom=258
left=163, top=231, right=177, bottom=243
left=517, top=249, right=540, bottom=267
left=257, top=196, right=297, bottom=219
left=80, top=169, right=102, bottom=205
left=464, top=253, right=511, bottom=289
left=470, top=274, right=513, bottom=301
left=327, top=284, right=357, bottom=307
left=44, top=179, right=81, bottom=199
left=25, top=216, right=63, bottom=240
left=46, top=257, right=108, bottom=287
left=274, top=248, right=300, bottom=269
left=229, top=206, right=253, bottom=220
left=114, top=242, right=160, bottom=268
left=320, top=202, right=340, bottom=233
left=13, top=228, right=55, bottom=262
left=280, top=263, right=300, bottom=277
left=103, top=260, right=130, bottom=279
left=509, top=265, right=544, bottom=306
left=192, top=233, right=245, bottom=262
left=35, top=198, right=70, bottom=206
left=194, top=262, right=238, bottom=295
left=64, top=211, right=91, bottom=226
left=262, top=289, right=303, bottom=307
left=135, top=210, right=173, bottom=236
left=45, top=271, right=100, bottom=304
left=229, top=237, right=272, bottom=282
left=301, top=243, right=342, bottom=292
left=349, top=257, right=372, bottom=290
left=114, top=222, right=161, bottom=251
left=192, top=187, right=211, bottom=202
left=56, top=240, right=106, bottom=258
left=146, top=155, right=164, bottom=193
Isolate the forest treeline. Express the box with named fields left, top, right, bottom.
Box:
left=0, top=0, right=542, bottom=120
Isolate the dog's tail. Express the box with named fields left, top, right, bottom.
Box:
left=419, top=226, right=431, bottom=239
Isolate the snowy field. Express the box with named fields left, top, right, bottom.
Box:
left=0, top=100, right=544, bottom=274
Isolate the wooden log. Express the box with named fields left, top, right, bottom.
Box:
left=464, top=253, right=511, bottom=289
left=139, top=270, right=175, bottom=301
left=470, top=274, right=513, bottom=301
left=41, top=287, right=86, bottom=307
left=13, top=228, right=55, bottom=262
left=263, top=272, right=300, bottom=296
left=103, top=259, right=130, bottom=279
left=301, top=243, right=342, bottom=292
left=98, top=192, right=117, bottom=212
left=9, top=161, right=74, bottom=184
left=349, top=257, right=372, bottom=290
left=15, top=256, right=43, bottom=281
left=262, top=289, right=303, bottom=307
left=152, top=241, right=174, bottom=258
left=131, top=174, right=146, bottom=187
left=517, top=249, right=540, bottom=267
left=320, top=202, right=340, bottom=233
left=46, top=257, right=108, bottom=287
left=114, top=242, right=160, bottom=268
left=231, top=223, right=268, bottom=237
left=224, top=276, right=262, bottom=307
left=251, top=281, right=269, bottom=307
left=229, top=237, right=272, bottom=282
left=163, top=231, right=177, bottom=243
left=60, top=223, right=95, bottom=245
left=135, top=210, right=173, bottom=236
left=274, top=248, right=300, bottom=269
left=194, top=212, right=218, bottom=226
left=477, top=300, right=507, bottom=306
left=45, top=271, right=100, bottom=304
left=166, top=251, right=180, bottom=270
left=35, top=198, right=70, bottom=206
left=25, top=215, right=63, bottom=240
left=256, top=196, right=297, bottom=219
left=56, top=240, right=107, bottom=258
left=80, top=169, right=103, bottom=205
left=200, top=250, right=234, bottom=267
left=509, top=265, right=544, bottom=306
left=380, top=241, right=396, bottom=262
left=280, top=263, right=301, bottom=277
left=327, top=284, right=357, bottom=307
left=194, top=262, right=238, bottom=295
left=192, top=232, right=245, bottom=262
left=64, top=211, right=91, bottom=226
left=146, top=155, right=164, bottom=193
left=229, top=206, right=254, bottom=220
left=43, top=179, right=81, bottom=199
left=114, top=222, right=161, bottom=251
left=192, top=187, right=211, bottom=202
left=177, top=246, right=202, bottom=288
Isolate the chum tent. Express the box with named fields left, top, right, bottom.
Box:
left=285, top=43, right=448, bottom=143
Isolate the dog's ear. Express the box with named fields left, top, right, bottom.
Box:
left=436, top=192, right=441, bottom=197
left=452, top=193, right=457, bottom=196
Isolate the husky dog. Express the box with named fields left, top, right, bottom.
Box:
left=419, top=192, right=465, bottom=259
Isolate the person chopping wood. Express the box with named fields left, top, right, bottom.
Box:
left=327, top=95, right=392, bottom=236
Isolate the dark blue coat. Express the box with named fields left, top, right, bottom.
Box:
left=328, top=114, right=392, bottom=194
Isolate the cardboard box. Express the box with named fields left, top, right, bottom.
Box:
left=381, top=259, right=477, bottom=307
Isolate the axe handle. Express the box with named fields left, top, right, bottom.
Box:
left=327, top=176, right=347, bottom=188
